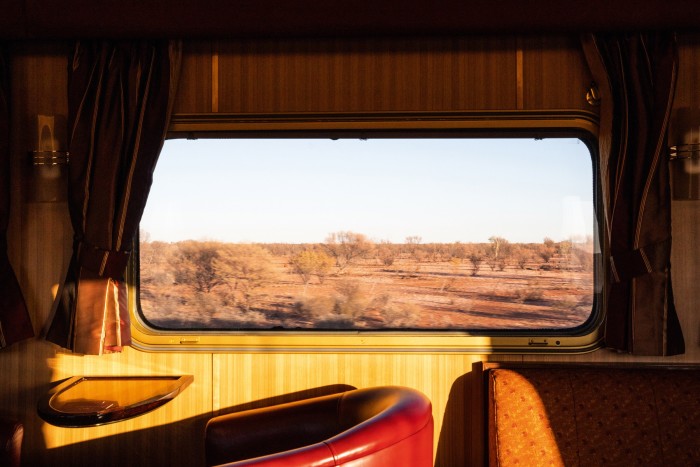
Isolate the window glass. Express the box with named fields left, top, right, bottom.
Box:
left=137, top=138, right=596, bottom=331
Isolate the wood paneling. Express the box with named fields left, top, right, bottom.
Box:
left=214, top=37, right=518, bottom=113
left=172, top=41, right=213, bottom=115
left=522, top=35, right=594, bottom=110
left=671, top=34, right=700, bottom=144
left=172, top=35, right=595, bottom=116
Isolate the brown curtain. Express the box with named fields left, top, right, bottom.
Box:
left=43, top=41, right=181, bottom=355
left=0, top=45, right=34, bottom=349
left=582, top=33, right=685, bottom=355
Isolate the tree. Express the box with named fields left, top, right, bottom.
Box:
left=466, top=244, right=488, bottom=276
left=449, top=242, right=467, bottom=261
left=169, top=242, right=277, bottom=311
left=405, top=235, right=422, bottom=246
left=538, top=238, right=557, bottom=267
left=170, top=241, right=222, bottom=293
left=376, top=241, right=398, bottom=267
left=488, top=236, right=512, bottom=271
left=404, top=235, right=422, bottom=259
left=488, top=236, right=509, bottom=260
left=322, top=231, right=374, bottom=272
left=512, top=246, right=532, bottom=270
left=215, top=244, right=278, bottom=311
left=140, top=240, right=173, bottom=287
left=289, top=249, right=334, bottom=293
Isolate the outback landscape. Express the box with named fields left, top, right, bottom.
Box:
left=138, top=231, right=595, bottom=331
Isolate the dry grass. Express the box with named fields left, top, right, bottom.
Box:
left=140, top=248, right=594, bottom=331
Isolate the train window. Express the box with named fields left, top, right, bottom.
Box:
left=130, top=131, right=602, bottom=352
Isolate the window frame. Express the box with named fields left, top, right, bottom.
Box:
left=128, top=110, right=604, bottom=353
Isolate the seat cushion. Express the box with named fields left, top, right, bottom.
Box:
left=488, top=368, right=700, bottom=466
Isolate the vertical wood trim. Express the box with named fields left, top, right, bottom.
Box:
left=211, top=43, right=219, bottom=113
left=516, top=37, right=524, bottom=110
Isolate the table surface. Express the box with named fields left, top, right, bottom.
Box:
left=38, top=375, right=193, bottom=427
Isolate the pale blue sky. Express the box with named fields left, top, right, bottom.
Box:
left=140, top=138, right=594, bottom=244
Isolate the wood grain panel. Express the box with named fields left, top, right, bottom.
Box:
left=217, top=37, right=518, bottom=114
left=670, top=34, right=700, bottom=145
left=522, top=35, right=594, bottom=110
left=673, top=34, right=700, bottom=110
left=172, top=41, right=213, bottom=115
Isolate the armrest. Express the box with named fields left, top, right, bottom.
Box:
left=205, top=392, right=344, bottom=466
left=331, top=387, right=433, bottom=465
left=205, top=386, right=434, bottom=467
left=214, top=443, right=336, bottom=467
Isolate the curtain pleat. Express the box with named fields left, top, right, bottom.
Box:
left=582, top=33, right=685, bottom=355
left=44, top=40, right=181, bottom=355
left=0, top=44, right=34, bottom=350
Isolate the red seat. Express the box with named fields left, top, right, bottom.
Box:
left=205, top=386, right=433, bottom=467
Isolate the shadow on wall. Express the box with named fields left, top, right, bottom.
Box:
left=434, top=372, right=474, bottom=467
left=0, top=340, right=53, bottom=467
left=39, top=384, right=356, bottom=467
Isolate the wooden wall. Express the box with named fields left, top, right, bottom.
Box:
left=174, top=35, right=591, bottom=115
left=0, top=34, right=698, bottom=467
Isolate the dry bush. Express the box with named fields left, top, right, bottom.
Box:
left=164, top=241, right=277, bottom=312
left=215, top=243, right=278, bottom=311
left=572, top=247, right=594, bottom=271
left=376, top=241, right=399, bottom=267
left=380, top=301, right=421, bottom=327
left=170, top=241, right=222, bottom=293
left=322, top=231, right=374, bottom=272
left=289, top=249, right=334, bottom=290
left=465, top=244, right=488, bottom=276
left=515, top=287, right=545, bottom=303
left=294, top=280, right=423, bottom=328
left=294, top=296, right=354, bottom=328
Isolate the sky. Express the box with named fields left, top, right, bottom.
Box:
left=140, top=137, right=594, bottom=244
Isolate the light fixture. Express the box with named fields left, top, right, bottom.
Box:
left=28, top=114, right=69, bottom=202
left=669, top=107, right=700, bottom=200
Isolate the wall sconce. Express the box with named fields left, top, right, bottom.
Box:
left=669, top=108, right=700, bottom=201
left=28, top=114, right=69, bottom=202
left=669, top=144, right=700, bottom=200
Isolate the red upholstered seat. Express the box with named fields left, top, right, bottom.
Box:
left=204, top=386, right=433, bottom=467
left=0, top=417, right=23, bottom=467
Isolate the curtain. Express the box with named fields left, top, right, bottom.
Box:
left=582, top=33, right=685, bottom=355
left=43, top=41, right=181, bottom=355
left=0, top=45, right=34, bottom=349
